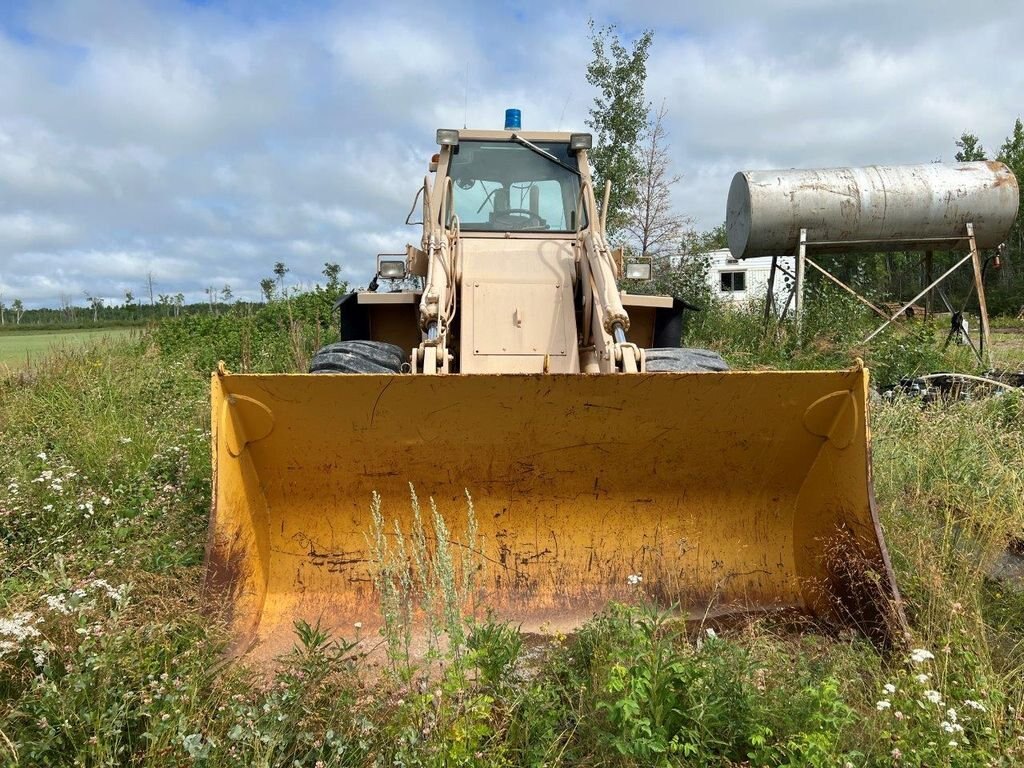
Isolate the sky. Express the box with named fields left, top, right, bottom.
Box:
left=1, top=0, right=1022, bottom=309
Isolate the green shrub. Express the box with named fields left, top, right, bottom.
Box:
left=151, top=286, right=344, bottom=373
left=685, top=283, right=983, bottom=386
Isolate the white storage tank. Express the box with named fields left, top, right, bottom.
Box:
left=727, top=162, right=1019, bottom=259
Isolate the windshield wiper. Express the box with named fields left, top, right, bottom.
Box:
left=510, top=133, right=581, bottom=177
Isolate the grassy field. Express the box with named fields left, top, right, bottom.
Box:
left=991, top=326, right=1024, bottom=369
left=0, top=299, right=1022, bottom=766
left=0, top=328, right=136, bottom=373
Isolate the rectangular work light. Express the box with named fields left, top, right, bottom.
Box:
left=378, top=259, right=407, bottom=279
left=436, top=129, right=460, bottom=146
left=625, top=261, right=652, bottom=280
left=569, top=133, right=593, bottom=151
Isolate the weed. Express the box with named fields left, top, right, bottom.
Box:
left=465, top=617, right=522, bottom=690
left=368, top=486, right=482, bottom=672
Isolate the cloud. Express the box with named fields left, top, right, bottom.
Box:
left=641, top=0, right=1024, bottom=225
left=0, top=212, right=77, bottom=249
left=1, top=0, right=1022, bottom=308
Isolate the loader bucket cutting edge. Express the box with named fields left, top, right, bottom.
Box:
left=204, top=368, right=905, bottom=661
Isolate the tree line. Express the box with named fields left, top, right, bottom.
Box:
left=0, top=261, right=346, bottom=330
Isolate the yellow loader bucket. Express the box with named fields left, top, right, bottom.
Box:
left=205, top=365, right=904, bottom=659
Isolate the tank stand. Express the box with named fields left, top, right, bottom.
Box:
left=861, top=222, right=992, bottom=366
left=766, top=223, right=994, bottom=367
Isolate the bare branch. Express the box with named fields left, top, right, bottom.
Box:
left=619, top=102, right=689, bottom=259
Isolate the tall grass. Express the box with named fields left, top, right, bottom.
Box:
left=873, top=396, right=1024, bottom=711
left=0, top=312, right=1022, bottom=765
left=687, top=286, right=981, bottom=386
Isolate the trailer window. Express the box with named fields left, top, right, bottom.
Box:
left=447, top=140, right=585, bottom=232
left=720, top=271, right=746, bottom=293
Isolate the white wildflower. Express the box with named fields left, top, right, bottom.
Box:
left=884, top=683, right=897, bottom=694
left=37, top=452, right=47, bottom=461
left=924, top=690, right=943, bottom=704
left=946, top=708, right=958, bottom=723
left=91, top=579, right=121, bottom=600
left=941, top=721, right=955, bottom=733
left=964, top=699, right=986, bottom=712
left=626, top=573, right=643, bottom=586
left=876, top=700, right=892, bottom=711
left=118, top=437, right=132, bottom=444
left=910, top=648, right=935, bottom=664
left=44, top=594, right=70, bottom=615
left=916, top=673, right=931, bottom=683
left=106, top=584, right=127, bottom=603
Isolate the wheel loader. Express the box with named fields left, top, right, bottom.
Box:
left=206, top=113, right=904, bottom=659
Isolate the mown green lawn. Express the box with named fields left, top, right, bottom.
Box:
left=0, top=328, right=135, bottom=371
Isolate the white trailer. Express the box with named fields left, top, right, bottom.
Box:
left=704, top=249, right=794, bottom=310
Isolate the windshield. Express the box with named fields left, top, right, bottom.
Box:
left=447, top=140, right=585, bottom=232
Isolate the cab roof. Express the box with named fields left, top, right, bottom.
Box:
left=453, top=129, right=577, bottom=143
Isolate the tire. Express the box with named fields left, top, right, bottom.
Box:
left=644, top=347, right=730, bottom=373
left=312, top=341, right=405, bottom=368
left=309, top=341, right=407, bottom=374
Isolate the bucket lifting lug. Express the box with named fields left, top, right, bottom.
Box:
left=803, top=390, right=859, bottom=450
left=221, top=394, right=275, bottom=458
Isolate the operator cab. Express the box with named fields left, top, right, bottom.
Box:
left=447, top=140, right=584, bottom=233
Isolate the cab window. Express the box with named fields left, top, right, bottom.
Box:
left=447, top=140, right=585, bottom=232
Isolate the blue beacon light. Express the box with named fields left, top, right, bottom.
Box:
left=504, top=108, right=521, bottom=131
